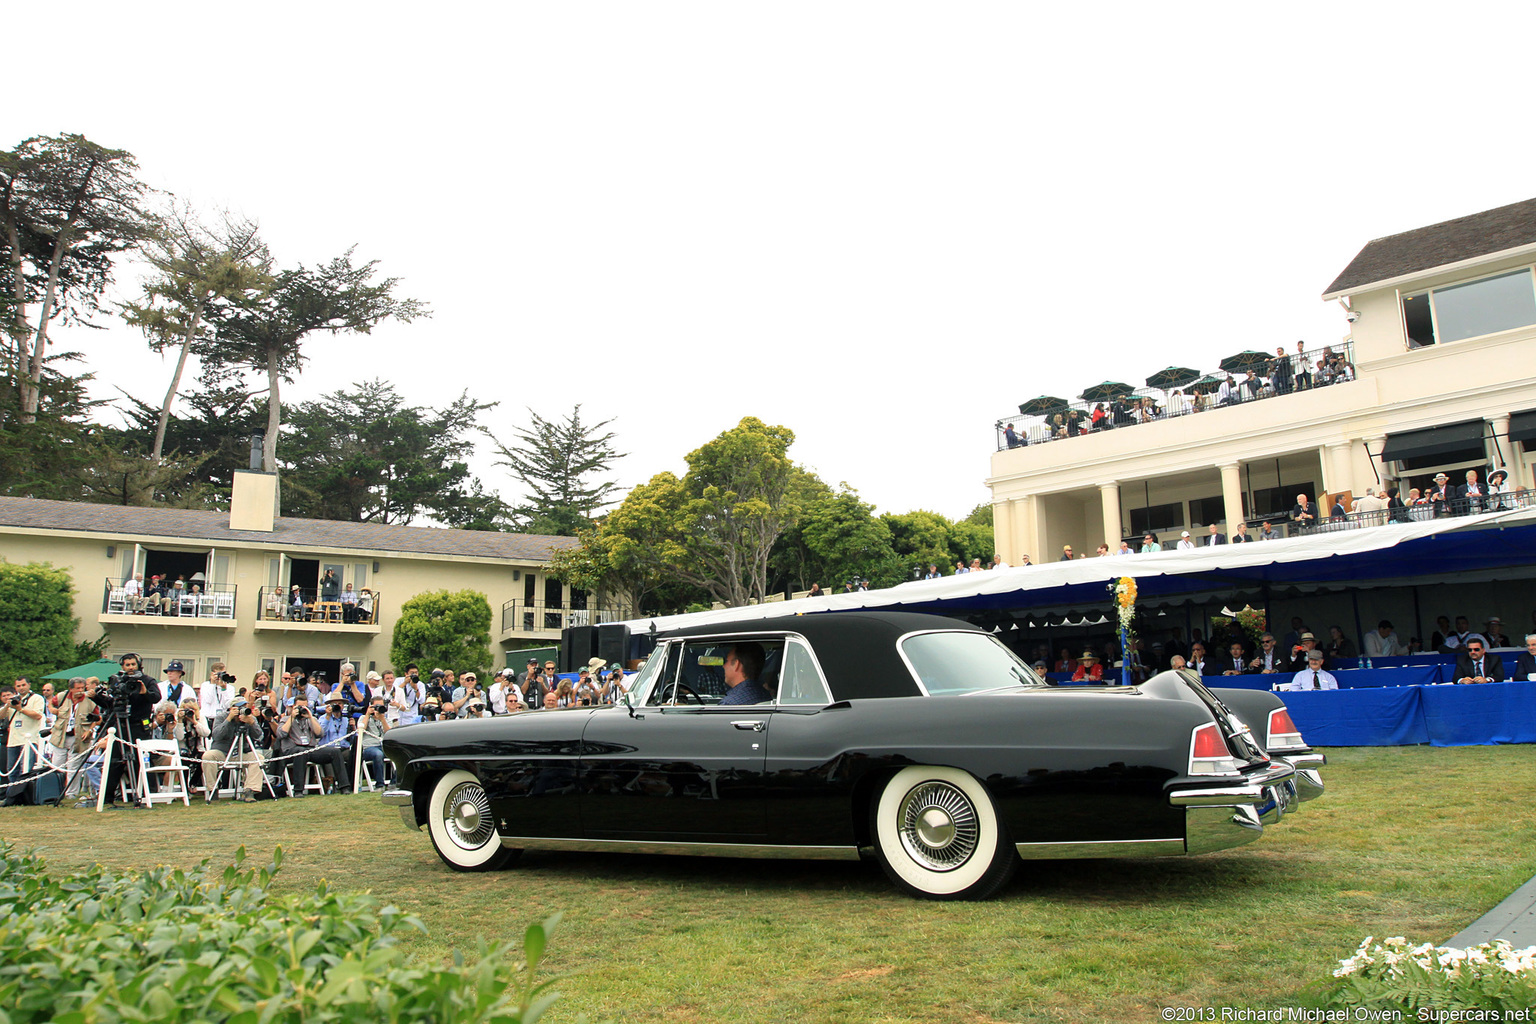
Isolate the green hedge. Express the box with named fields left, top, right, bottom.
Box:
left=0, top=843, right=562, bottom=1024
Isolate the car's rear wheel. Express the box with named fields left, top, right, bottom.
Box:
left=426, top=770, right=521, bottom=871
left=871, top=766, right=1016, bottom=900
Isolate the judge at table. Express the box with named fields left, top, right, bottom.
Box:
left=1454, top=638, right=1505, bottom=685
left=1514, top=634, right=1536, bottom=682
left=1279, top=649, right=1337, bottom=691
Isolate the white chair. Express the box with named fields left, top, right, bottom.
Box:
left=304, top=761, right=327, bottom=795
left=136, top=739, right=192, bottom=807
left=212, top=592, right=235, bottom=619
left=178, top=592, right=197, bottom=616
left=107, top=588, right=128, bottom=614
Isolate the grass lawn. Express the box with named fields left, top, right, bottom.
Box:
left=5, top=745, right=1534, bottom=1023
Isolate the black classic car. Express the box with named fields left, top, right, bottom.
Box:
left=382, top=611, right=1324, bottom=900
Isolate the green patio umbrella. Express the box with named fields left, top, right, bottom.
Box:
left=43, top=658, right=123, bottom=680
left=1218, top=350, right=1270, bottom=373
left=1079, top=381, right=1135, bottom=403
left=1017, top=395, right=1069, bottom=416
left=1144, top=366, right=1199, bottom=389
left=1188, top=374, right=1224, bottom=395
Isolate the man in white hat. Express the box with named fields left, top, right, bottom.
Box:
left=1175, top=530, right=1195, bottom=551
left=1428, top=472, right=1454, bottom=517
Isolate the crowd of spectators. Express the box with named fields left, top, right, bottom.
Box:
left=0, top=652, right=633, bottom=809
left=999, top=342, right=1357, bottom=449
left=1016, top=610, right=1536, bottom=693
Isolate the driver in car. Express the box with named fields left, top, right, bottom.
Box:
left=718, top=643, right=770, bottom=706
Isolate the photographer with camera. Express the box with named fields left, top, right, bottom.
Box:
left=47, top=677, right=95, bottom=768
left=273, top=692, right=323, bottom=796
left=422, top=669, right=452, bottom=718
left=339, top=663, right=369, bottom=723
left=176, top=698, right=209, bottom=764
left=202, top=698, right=265, bottom=802
left=96, top=655, right=158, bottom=809
left=200, top=662, right=233, bottom=731
left=358, top=696, right=391, bottom=789
left=159, top=661, right=193, bottom=705
left=3, top=676, right=48, bottom=805
left=316, top=695, right=354, bottom=793
left=451, top=672, right=486, bottom=718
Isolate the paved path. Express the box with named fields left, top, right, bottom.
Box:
left=1446, top=874, right=1536, bottom=948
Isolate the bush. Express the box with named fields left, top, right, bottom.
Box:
left=1328, top=935, right=1536, bottom=1013
left=0, top=561, right=79, bottom=683
left=0, top=843, right=562, bottom=1023
left=390, top=589, right=495, bottom=678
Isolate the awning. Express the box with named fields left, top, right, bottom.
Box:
left=1380, top=419, right=1486, bottom=462
left=622, top=506, right=1536, bottom=631
left=1508, top=409, right=1536, bottom=446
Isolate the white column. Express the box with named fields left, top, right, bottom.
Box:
left=1098, top=483, right=1122, bottom=548
left=1488, top=414, right=1511, bottom=475
left=1363, top=436, right=1387, bottom=493
left=1321, top=442, right=1352, bottom=498
left=1219, top=462, right=1244, bottom=529
left=1018, top=495, right=1040, bottom=564
left=993, top=500, right=1014, bottom=564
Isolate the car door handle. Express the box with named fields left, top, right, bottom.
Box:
left=731, top=720, right=765, bottom=732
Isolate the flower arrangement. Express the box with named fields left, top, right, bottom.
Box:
left=1108, top=577, right=1136, bottom=685
left=1329, top=935, right=1536, bottom=1012
left=1210, top=605, right=1267, bottom=645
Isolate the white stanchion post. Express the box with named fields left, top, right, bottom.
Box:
left=352, top=724, right=365, bottom=794
left=95, top=727, right=115, bottom=813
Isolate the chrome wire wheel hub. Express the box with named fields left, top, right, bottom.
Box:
left=443, top=782, right=495, bottom=849
left=898, top=781, right=979, bottom=870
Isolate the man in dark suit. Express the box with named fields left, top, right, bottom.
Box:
left=1454, top=638, right=1505, bottom=685
left=1230, top=523, right=1251, bottom=543
left=1203, top=523, right=1226, bottom=547
left=1458, top=469, right=1485, bottom=515
left=1187, top=642, right=1220, bottom=676
left=1428, top=473, right=1454, bottom=517
left=1514, top=634, right=1536, bottom=682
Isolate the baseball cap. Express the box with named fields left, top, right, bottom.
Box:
left=166, top=660, right=185, bottom=673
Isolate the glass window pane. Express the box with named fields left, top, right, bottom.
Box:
left=899, top=632, right=1043, bottom=696
left=776, top=641, right=831, bottom=705
left=1402, top=290, right=1435, bottom=348
left=1431, top=270, right=1536, bottom=344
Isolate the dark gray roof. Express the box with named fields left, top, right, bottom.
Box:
left=0, top=496, right=578, bottom=561
left=1323, top=196, right=1536, bottom=297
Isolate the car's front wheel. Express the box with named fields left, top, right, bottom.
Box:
left=871, top=766, right=1017, bottom=900
left=426, top=770, right=521, bottom=871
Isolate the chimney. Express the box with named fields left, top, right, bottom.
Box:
left=230, top=466, right=277, bottom=533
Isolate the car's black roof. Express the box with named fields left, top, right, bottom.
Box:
left=656, top=610, right=982, bottom=700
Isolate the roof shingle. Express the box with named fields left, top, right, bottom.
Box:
left=1323, top=197, right=1536, bottom=297
left=0, top=496, right=578, bottom=561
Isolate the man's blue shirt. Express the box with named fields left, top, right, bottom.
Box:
left=719, top=679, right=771, bottom=706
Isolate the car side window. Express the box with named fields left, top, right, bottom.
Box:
left=649, top=637, right=786, bottom=707
left=775, top=640, right=831, bottom=705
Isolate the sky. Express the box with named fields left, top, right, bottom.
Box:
left=10, top=3, right=1536, bottom=523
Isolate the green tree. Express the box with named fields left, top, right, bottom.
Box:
left=0, top=134, right=155, bottom=421
left=883, top=509, right=956, bottom=571
left=795, top=486, right=898, bottom=589
left=120, top=203, right=272, bottom=460
left=948, top=519, right=995, bottom=566
left=115, top=380, right=270, bottom=506
left=0, top=357, right=105, bottom=498
left=389, top=589, right=494, bottom=678
left=493, top=405, right=623, bottom=536
left=204, top=249, right=427, bottom=474
left=279, top=379, right=503, bottom=526
left=0, top=562, right=80, bottom=682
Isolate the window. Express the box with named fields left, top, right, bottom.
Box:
left=898, top=631, right=1042, bottom=696
left=1189, top=495, right=1236, bottom=526
left=1401, top=269, right=1536, bottom=348
left=1250, top=485, right=1305, bottom=519
left=774, top=640, right=832, bottom=705
left=1128, top=503, right=1184, bottom=535
left=645, top=638, right=785, bottom=706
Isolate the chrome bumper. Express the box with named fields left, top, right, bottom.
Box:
left=380, top=788, right=419, bottom=831
left=1273, top=752, right=1326, bottom=802
left=1170, top=762, right=1298, bottom=855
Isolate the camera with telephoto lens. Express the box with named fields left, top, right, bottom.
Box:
left=260, top=705, right=277, bottom=720
left=219, top=672, right=237, bottom=685
left=293, top=706, right=309, bottom=718
left=100, top=669, right=148, bottom=713
left=6, top=695, right=21, bottom=708
left=157, top=711, right=175, bottom=725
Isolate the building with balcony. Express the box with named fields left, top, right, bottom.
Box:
left=0, top=470, right=625, bottom=684
left=987, top=196, right=1536, bottom=565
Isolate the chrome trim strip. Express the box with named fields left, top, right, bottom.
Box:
left=1285, top=753, right=1327, bottom=769
left=497, top=836, right=862, bottom=861
left=380, top=789, right=413, bottom=806
left=1169, top=785, right=1266, bottom=806
left=1293, top=768, right=1324, bottom=802
left=1014, top=838, right=1184, bottom=860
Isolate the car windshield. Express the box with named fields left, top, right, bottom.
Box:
left=898, top=631, right=1045, bottom=695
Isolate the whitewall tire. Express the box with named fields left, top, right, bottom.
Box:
left=872, top=766, right=1016, bottom=900
left=426, top=770, right=520, bottom=872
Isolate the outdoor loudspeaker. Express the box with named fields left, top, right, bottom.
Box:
left=597, top=624, right=629, bottom=668
left=562, top=626, right=596, bottom=673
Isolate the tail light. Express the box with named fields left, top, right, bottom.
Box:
left=1266, top=707, right=1306, bottom=752
left=1189, top=722, right=1242, bottom=775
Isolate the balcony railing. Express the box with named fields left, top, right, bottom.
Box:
left=501, top=599, right=628, bottom=634
left=994, top=341, right=1356, bottom=451
left=102, top=579, right=236, bottom=619
left=1241, top=487, right=1535, bottom=539
left=257, top=586, right=380, bottom=625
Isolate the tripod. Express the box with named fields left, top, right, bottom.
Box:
left=94, top=717, right=148, bottom=811
left=206, top=728, right=275, bottom=802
